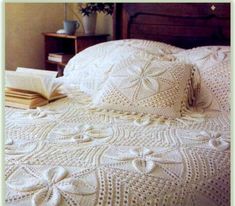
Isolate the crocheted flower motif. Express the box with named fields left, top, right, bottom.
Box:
left=20, top=107, right=61, bottom=119
left=111, top=60, right=166, bottom=101
left=181, top=47, right=229, bottom=68
left=49, top=124, right=112, bottom=144
left=7, top=167, right=96, bottom=206
left=203, top=47, right=229, bottom=62
left=184, top=131, right=230, bottom=151
left=5, top=139, right=45, bottom=161
left=105, top=147, right=181, bottom=174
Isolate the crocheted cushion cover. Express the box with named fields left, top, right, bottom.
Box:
left=92, top=58, right=193, bottom=118
left=173, top=46, right=230, bottom=112
left=63, top=39, right=183, bottom=96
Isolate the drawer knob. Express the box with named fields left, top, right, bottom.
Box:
left=211, top=5, right=216, bottom=11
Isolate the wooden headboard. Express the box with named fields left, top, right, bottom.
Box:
left=113, top=3, right=230, bottom=48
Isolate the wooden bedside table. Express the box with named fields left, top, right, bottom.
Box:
left=43, top=32, right=109, bottom=76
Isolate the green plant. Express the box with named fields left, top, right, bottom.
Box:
left=79, top=3, right=114, bottom=16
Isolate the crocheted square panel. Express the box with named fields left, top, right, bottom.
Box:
left=173, top=46, right=230, bottom=112
left=92, top=58, right=193, bottom=118
left=63, top=39, right=183, bottom=96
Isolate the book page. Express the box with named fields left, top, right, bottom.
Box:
left=37, top=75, right=52, bottom=99
left=37, top=74, right=64, bottom=98
left=5, top=71, right=51, bottom=99
left=50, top=78, right=64, bottom=94
left=17, top=68, right=61, bottom=98
left=16, top=67, right=57, bottom=78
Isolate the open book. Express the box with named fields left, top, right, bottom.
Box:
left=5, top=68, right=66, bottom=109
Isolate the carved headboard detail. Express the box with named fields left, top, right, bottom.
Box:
left=113, top=3, right=230, bottom=48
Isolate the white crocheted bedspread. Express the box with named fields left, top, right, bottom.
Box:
left=5, top=88, right=230, bottom=206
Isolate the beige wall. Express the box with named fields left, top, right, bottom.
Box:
left=5, top=3, right=113, bottom=71
left=5, top=3, right=65, bottom=71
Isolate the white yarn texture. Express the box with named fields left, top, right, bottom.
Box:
left=173, top=46, right=230, bottom=112
left=63, top=39, right=183, bottom=96
left=5, top=44, right=230, bottom=206
left=92, top=58, right=192, bottom=118
left=5, top=88, right=230, bottom=206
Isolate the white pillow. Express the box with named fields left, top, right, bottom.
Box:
left=173, top=46, right=230, bottom=112
left=62, top=39, right=184, bottom=96
left=92, top=58, right=193, bottom=118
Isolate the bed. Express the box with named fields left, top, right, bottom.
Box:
left=5, top=3, right=230, bottom=206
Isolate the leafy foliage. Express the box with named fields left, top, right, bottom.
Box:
left=79, top=3, right=114, bottom=16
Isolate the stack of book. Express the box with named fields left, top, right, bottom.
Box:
left=5, top=68, right=66, bottom=109
left=48, top=53, right=73, bottom=63
left=5, top=88, right=49, bottom=109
